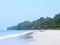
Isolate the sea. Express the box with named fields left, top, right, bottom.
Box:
left=0, top=30, right=31, bottom=45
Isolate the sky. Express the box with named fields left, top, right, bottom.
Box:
left=0, top=0, right=60, bottom=30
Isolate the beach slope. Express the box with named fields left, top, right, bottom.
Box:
left=28, top=30, right=60, bottom=45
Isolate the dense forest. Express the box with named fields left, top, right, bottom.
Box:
left=7, top=13, right=60, bottom=30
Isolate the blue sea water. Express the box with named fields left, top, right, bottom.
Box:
left=0, top=30, right=29, bottom=36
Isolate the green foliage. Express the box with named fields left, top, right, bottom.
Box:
left=7, top=13, right=60, bottom=30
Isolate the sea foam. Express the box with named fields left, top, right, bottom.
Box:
left=0, top=31, right=32, bottom=40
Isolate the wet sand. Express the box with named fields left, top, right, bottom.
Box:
left=0, top=36, right=30, bottom=45
left=0, top=31, right=32, bottom=45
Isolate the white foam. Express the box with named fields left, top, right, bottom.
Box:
left=0, top=31, right=32, bottom=40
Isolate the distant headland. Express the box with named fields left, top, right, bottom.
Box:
left=7, top=13, right=60, bottom=30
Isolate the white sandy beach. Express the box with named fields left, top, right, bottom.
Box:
left=27, top=30, right=60, bottom=45
left=1, top=30, right=60, bottom=45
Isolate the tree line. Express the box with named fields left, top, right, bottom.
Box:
left=7, top=13, right=60, bottom=30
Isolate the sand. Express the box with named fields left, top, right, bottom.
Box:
left=27, top=30, right=60, bottom=45
left=1, top=30, right=60, bottom=45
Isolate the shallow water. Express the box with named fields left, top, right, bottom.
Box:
left=0, top=30, right=29, bottom=36
left=0, top=37, right=30, bottom=45
left=0, top=30, right=31, bottom=45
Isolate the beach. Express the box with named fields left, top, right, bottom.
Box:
left=27, top=30, right=60, bottom=45
left=0, top=31, right=32, bottom=45
left=0, top=30, right=60, bottom=45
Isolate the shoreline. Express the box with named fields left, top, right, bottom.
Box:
left=0, top=30, right=60, bottom=40
left=0, top=31, right=32, bottom=40
left=0, top=30, right=60, bottom=45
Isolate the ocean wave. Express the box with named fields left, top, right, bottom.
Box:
left=0, top=31, right=32, bottom=40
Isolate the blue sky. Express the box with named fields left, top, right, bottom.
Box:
left=0, top=0, right=60, bottom=30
